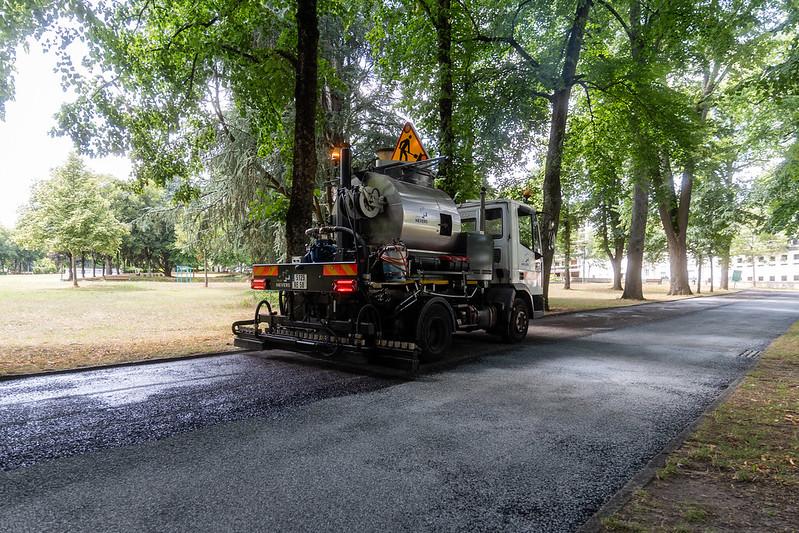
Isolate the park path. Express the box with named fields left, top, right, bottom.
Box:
left=1, top=291, right=797, bottom=532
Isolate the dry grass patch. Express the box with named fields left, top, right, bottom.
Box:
left=0, top=274, right=273, bottom=376
left=548, top=282, right=738, bottom=314
left=602, top=320, right=799, bottom=532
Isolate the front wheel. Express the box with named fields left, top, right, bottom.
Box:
left=416, top=300, right=454, bottom=362
left=501, top=297, right=530, bottom=343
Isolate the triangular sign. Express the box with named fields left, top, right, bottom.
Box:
left=391, top=122, right=429, bottom=162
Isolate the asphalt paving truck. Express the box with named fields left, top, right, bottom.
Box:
left=233, top=130, right=545, bottom=369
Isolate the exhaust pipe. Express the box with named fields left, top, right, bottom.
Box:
left=340, top=144, right=352, bottom=188
left=479, top=186, right=487, bottom=234
left=336, top=145, right=353, bottom=255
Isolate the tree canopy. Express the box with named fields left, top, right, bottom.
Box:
left=2, top=0, right=798, bottom=294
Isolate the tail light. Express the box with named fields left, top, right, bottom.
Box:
left=332, top=279, right=357, bottom=293
left=251, top=278, right=268, bottom=290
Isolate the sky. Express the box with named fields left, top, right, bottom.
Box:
left=0, top=43, right=132, bottom=229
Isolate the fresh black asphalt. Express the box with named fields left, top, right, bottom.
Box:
left=1, top=291, right=797, bottom=532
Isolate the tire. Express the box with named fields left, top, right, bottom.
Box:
left=416, top=300, right=454, bottom=362
left=501, top=297, right=530, bottom=343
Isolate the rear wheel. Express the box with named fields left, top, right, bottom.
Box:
left=416, top=300, right=454, bottom=362
left=501, top=297, right=529, bottom=343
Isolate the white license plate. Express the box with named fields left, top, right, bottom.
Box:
left=292, top=273, right=307, bottom=290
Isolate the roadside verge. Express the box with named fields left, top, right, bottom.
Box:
left=591, top=320, right=799, bottom=532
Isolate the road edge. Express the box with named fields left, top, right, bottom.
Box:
left=547, top=288, right=743, bottom=318
left=0, top=348, right=248, bottom=382
left=576, top=368, right=751, bottom=533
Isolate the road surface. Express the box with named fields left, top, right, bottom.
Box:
left=1, top=291, right=797, bottom=532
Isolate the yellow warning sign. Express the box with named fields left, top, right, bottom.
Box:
left=391, top=122, right=429, bottom=162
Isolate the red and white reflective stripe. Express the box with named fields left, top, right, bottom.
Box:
left=253, top=265, right=278, bottom=277
left=322, top=263, right=358, bottom=276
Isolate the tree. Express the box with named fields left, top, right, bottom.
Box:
left=286, top=0, right=320, bottom=257
left=0, top=227, right=17, bottom=273
left=567, top=95, right=631, bottom=291
left=458, top=0, right=594, bottom=307
left=15, top=155, right=127, bottom=287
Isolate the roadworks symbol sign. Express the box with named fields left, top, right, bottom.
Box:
left=391, top=122, right=429, bottom=162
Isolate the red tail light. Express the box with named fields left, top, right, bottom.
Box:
left=332, top=279, right=357, bottom=293
left=251, top=278, right=268, bottom=290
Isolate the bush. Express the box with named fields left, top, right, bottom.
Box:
left=33, top=257, right=58, bottom=274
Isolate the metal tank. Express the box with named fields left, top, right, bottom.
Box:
left=356, top=171, right=461, bottom=252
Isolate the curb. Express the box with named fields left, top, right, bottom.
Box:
left=577, top=366, right=753, bottom=532
left=0, top=348, right=249, bottom=382
left=545, top=288, right=744, bottom=318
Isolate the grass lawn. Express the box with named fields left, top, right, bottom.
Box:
left=601, top=320, right=799, bottom=532
left=0, top=275, right=737, bottom=376
left=547, top=282, right=737, bottom=313
left=0, top=274, right=266, bottom=376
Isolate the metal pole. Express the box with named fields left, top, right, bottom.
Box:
left=479, top=187, right=487, bottom=234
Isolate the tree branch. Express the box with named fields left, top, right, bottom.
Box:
left=596, top=0, right=633, bottom=41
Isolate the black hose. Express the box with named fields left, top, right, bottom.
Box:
left=254, top=299, right=273, bottom=331
left=355, top=303, right=382, bottom=338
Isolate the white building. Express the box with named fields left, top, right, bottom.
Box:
left=729, top=238, right=799, bottom=288
left=553, top=238, right=799, bottom=289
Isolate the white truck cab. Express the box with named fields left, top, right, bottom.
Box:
left=458, top=199, right=545, bottom=318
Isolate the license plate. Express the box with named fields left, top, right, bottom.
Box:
left=292, top=273, right=307, bottom=290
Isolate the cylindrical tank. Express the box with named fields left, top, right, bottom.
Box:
left=357, top=171, right=461, bottom=252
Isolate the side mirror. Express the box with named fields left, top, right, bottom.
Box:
left=534, top=251, right=543, bottom=260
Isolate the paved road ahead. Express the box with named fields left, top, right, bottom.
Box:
left=1, top=291, right=797, bottom=532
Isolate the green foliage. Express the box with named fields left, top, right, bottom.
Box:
left=32, top=256, right=57, bottom=274
left=3, top=0, right=798, bottom=277
left=15, top=154, right=128, bottom=258
left=754, top=141, right=799, bottom=235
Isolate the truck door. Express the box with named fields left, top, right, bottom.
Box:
left=458, top=204, right=511, bottom=283
left=515, top=205, right=542, bottom=290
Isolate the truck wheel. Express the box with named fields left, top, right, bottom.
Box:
left=502, top=297, right=530, bottom=343
left=416, top=301, right=453, bottom=361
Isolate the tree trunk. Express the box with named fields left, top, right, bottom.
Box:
left=719, top=242, right=730, bottom=290
left=65, top=253, right=73, bottom=281
left=622, top=180, right=648, bottom=300
left=204, top=253, right=209, bottom=288
left=751, top=254, right=756, bottom=288
left=540, top=0, right=592, bottom=310
left=610, top=255, right=623, bottom=291
left=92, top=253, right=97, bottom=277
left=696, top=254, right=702, bottom=294
left=665, top=238, right=692, bottom=295
left=620, top=0, right=651, bottom=301
left=70, top=252, right=79, bottom=288
left=563, top=212, right=572, bottom=290
left=81, top=253, right=86, bottom=279
left=161, top=254, right=172, bottom=277
left=653, top=154, right=692, bottom=295
left=432, top=0, right=455, bottom=197
left=709, top=253, right=714, bottom=292
left=285, top=0, right=319, bottom=258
